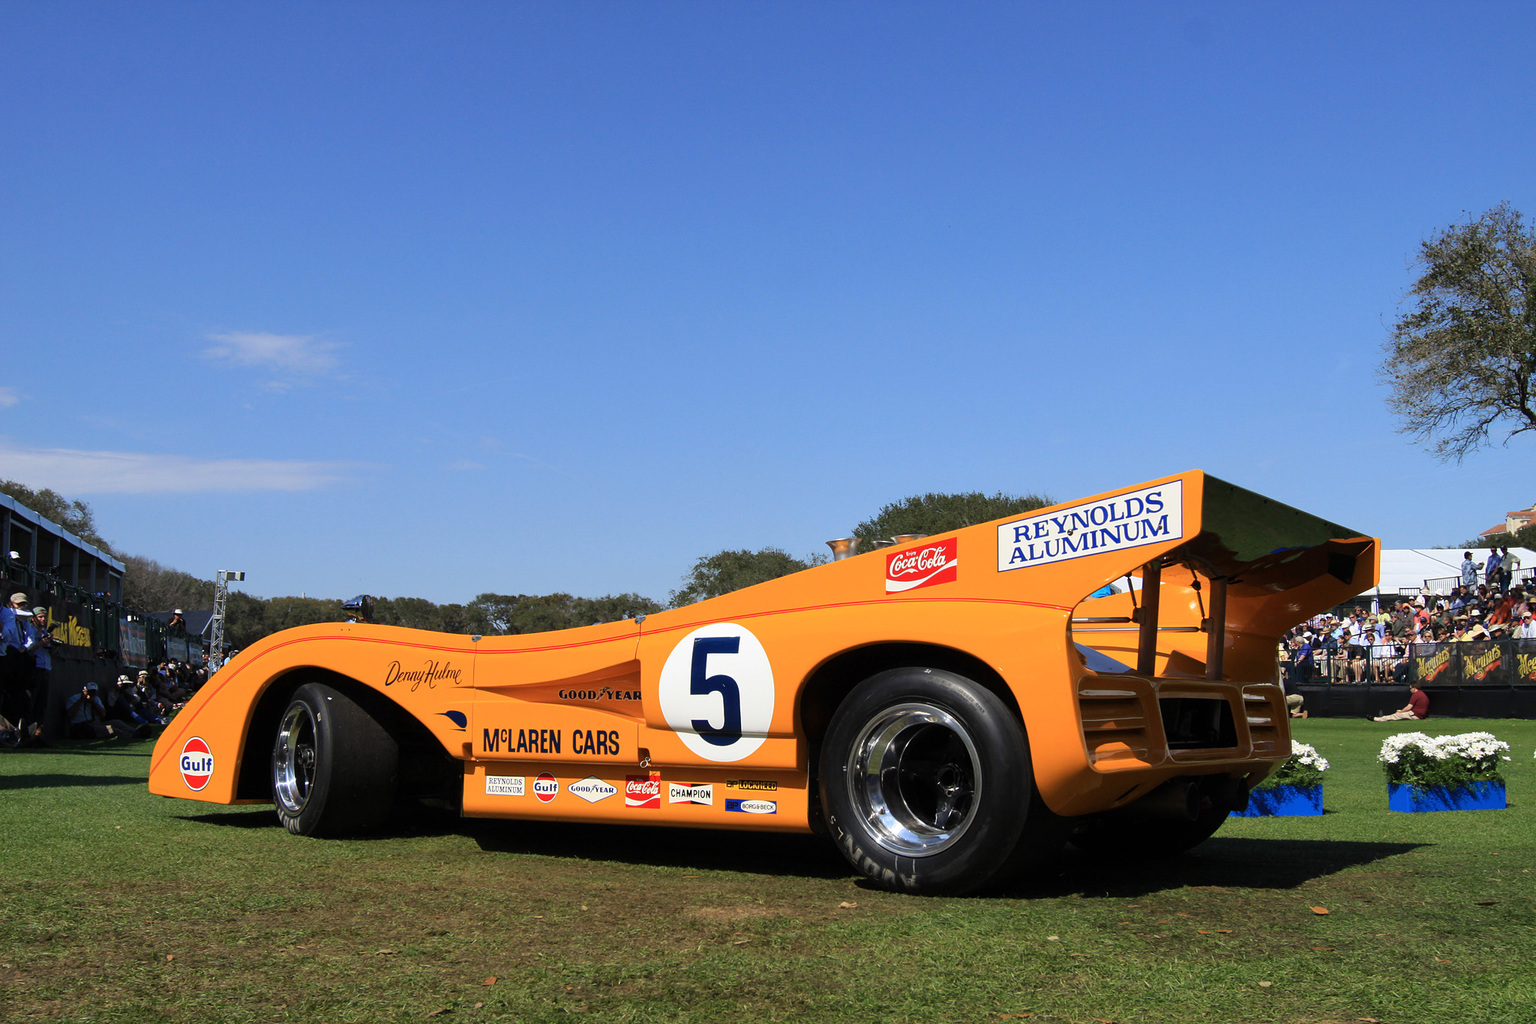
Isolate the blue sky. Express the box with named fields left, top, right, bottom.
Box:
left=3, top=2, right=1535, bottom=606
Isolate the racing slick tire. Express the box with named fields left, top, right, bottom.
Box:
left=272, top=682, right=399, bottom=837
left=819, top=667, right=1037, bottom=896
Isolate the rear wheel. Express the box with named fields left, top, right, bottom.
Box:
left=819, top=667, right=1044, bottom=895
left=272, top=682, right=398, bottom=836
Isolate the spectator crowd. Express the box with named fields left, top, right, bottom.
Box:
left=2, top=587, right=207, bottom=747
left=1281, top=546, right=1534, bottom=686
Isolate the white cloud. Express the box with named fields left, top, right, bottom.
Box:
left=0, top=387, right=20, bottom=408
left=0, top=442, right=367, bottom=494
left=203, top=332, right=340, bottom=377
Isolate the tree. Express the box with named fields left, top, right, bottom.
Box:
left=852, top=491, right=1055, bottom=552
left=0, top=478, right=114, bottom=552
left=467, top=592, right=663, bottom=634
left=120, top=554, right=216, bottom=614
left=1384, top=202, right=1536, bottom=462
left=669, top=548, right=821, bottom=608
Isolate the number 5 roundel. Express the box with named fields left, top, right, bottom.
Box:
left=658, top=623, right=775, bottom=762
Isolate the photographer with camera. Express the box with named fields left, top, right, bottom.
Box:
left=19, top=606, right=59, bottom=742
left=63, top=681, right=139, bottom=740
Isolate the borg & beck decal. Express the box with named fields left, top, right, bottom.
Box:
left=997, top=480, right=1184, bottom=572
left=726, top=798, right=776, bottom=815
left=885, top=538, right=958, bottom=593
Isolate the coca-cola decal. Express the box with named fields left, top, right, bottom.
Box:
left=625, top=772, right=661, bottom=809
left=885, top=538, right=959, bottom=594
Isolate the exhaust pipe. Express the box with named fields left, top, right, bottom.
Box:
left=826, top=538, right=859, bottom=561
left=1116, top=776, right=1250, bottom=822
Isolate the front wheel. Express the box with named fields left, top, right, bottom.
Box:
left=818, top=668, right=1039, bottom=895
left=272, top=682, right=399, bottom=836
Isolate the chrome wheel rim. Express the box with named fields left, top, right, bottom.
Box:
left=273, top=702, right=318, bottom=815
left=847, top=702, right=981, bottom=856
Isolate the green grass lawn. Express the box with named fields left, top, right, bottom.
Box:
left=2, top=719, right=1534, bottom=1024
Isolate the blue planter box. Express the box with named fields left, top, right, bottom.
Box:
left=1231, top=784, right=1323, bottom=817
left=1387, top=781, right=1507, bottom=813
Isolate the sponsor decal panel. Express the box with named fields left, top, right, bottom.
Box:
left=997, top=481, right=1184, bottom=572
left=533, top=772, right=559, bottom=803
left=885, top=538, right=959, bottom=594
left=726, top=779, right=778, bottom=792
left=558, top=687, right=641, bottom=702
left=668, top=782, right=714, bottom=806
left=1416, top=648, right=1452, bottom=683
left=725, top=798, right=776, bottom=815
left=486, top=775, right=525, bottom=797
left=179, top=736, right=214, bottom=791
left=625, top=772, right=662, bottom=809
left=569, top=777, right=618, bottom=803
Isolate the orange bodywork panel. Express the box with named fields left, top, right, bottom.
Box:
left=149, top=470, right=1377, bottom=830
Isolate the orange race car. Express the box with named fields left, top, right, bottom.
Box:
left=149, top=470, right=1377, bottom=894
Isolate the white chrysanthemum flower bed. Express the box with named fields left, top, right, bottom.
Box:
left=1379, top=731, right=1510, bottom=788
left=1256, top=739, right=1330, bottom=790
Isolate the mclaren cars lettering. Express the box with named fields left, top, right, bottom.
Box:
left=480, top=727, right=622, bottom=757
left=997, top=481, right=1184, bottom=572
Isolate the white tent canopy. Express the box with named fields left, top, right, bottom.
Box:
left=1371, top=548, right=1535, bottom=599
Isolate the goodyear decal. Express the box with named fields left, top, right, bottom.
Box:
left=480, top=727, right=622, bottom=757
left=998, top=481, right=1183, bottom=572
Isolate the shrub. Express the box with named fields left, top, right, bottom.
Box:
left=1255, top=740, right=1330, bottom=790
left=1379, top=731, right=1510, bottom=789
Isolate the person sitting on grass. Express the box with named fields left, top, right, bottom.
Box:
left=1373, top=683, right=1429, bottom=722
left=64, top=682, right=139, bottom=740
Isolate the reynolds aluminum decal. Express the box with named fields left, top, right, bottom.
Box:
left=997, top=481, right=1183, bottom=572
left=885, top=538, right=958, bottom=593
left=569, top=777, right=618, bottom=803
left=485, top=775, right=525, bottom=796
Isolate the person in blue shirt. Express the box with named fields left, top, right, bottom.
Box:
left=1, top=592, right=32, bottom=737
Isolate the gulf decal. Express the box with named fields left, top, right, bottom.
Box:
left=885, top=538, right=958, bottom=593
left=533, top=772, right=559, bottom=803
left=179, top=737, right=214, bottom=791
left=997, top=480, right=1184, bottom=572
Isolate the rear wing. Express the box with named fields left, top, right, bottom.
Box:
left=995, top=472, right=1378, bottom=682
